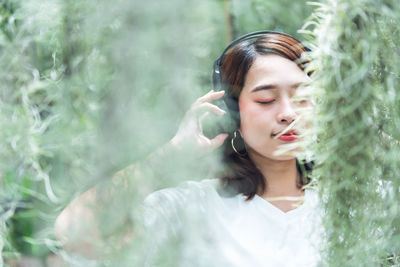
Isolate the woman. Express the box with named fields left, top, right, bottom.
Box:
left=140, top=32, right=322, bottom=267
left=55, top=31, right=322, bottom=266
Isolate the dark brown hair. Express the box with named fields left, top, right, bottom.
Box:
left=218, top=33, right=311, bottom=200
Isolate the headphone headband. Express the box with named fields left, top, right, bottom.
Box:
left=214, top=30, right=310, bottom=68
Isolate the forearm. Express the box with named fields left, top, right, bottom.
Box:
left=54, top=141, right=183, bottom=257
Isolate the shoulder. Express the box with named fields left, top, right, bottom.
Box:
left=144, top=179, right=219, bottom=203
left=141, top=179, right=223, bottom=232
left=302, top=186, right=325, bottom=231
left=305, top=186, right=319, bottom=203
left=143, top=179, right=223, bottom=216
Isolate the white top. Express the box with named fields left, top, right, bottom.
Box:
left=141, top=179, right=323, bottom=267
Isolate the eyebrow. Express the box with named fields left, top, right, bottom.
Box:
left=251, top=82, right=304, bottom=93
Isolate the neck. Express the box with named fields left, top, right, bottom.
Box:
left=248, top=150, right=301, bottom=198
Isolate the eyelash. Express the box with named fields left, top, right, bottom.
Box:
left=257, top=100, right=275, bottom=105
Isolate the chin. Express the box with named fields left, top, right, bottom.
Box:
left=248, top=146, right=297, bottom=162
left=274, top=154, right=297, bottom=161
left=272, top=148, right=301, bottom=160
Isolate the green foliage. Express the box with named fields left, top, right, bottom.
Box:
left=3, top=0, right=382, bottom=266
left=0, top=0, right=113, bottom=263
left=304, top=0, right=400, bottom=265
left=233, top=0, right=314, bottom=38
left=0, top=0, right=18, bottom=41
left=0, top=0, right=233, bottom=264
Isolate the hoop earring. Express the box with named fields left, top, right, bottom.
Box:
left=231, top=130, right=247, bottom=156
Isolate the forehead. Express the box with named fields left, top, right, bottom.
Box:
left=242, top=54, right=307, bottom=93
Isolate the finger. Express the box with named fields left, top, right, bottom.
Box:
left=197, top=90, right=225, bottom=103
left=199, top=111, right=210, bottom=122
left=208, top=133, right=229, bottom=149
left=197, top=89, right=214, bottom=102
left=194, top=102, right=226, bottom=115
left=198, top=111, right=210, bottom=132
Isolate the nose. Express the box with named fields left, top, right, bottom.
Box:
left=276, top=97, right=297, bottom=124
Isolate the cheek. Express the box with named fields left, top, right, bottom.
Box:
left=239, top=99, right=253, bottom=127
left=239, top=98, right=266, bottom=121
left=239, top=100, right=266, bottom=133
left=239, top=99, right=257, bottom=117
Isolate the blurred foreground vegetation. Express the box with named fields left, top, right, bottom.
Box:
left=0, top=0, right=399, bottom=266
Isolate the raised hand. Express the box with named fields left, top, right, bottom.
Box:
left=170, top=90, right=229, bottom=151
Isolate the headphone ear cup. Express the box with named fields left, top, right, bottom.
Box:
left=204, top=66, right=240, bottom=139
left=202, top=99, right=238, bottom=140
left=212, top=61, right=222, bottom=92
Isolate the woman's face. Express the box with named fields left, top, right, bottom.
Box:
left=238, top=54, right=309, bottom=161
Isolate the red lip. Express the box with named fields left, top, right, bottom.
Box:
left=272, top=130, right=298, bottom=136
left=278, top=134, right=297, bottom=141
left=273, top=130, right=298, bottom=141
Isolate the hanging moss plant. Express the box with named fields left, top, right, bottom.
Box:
left=303, top=0, right=400, bottom=265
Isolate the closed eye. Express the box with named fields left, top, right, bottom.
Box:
left=257, top=100, right=275, bottom=105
